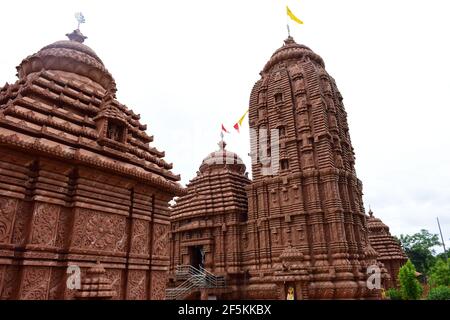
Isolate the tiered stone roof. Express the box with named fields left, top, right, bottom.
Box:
left=367, top=210, right=408, bottom=262
left=171, top=141, right=250, bottom=219
left=76, top=261, right=116, bottom=299
left=0, top=30, right=183, bottom=194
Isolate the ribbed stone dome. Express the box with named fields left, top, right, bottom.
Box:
left=199, top=140, right=246, bottom=174
left=262, top=36, right=325, bottom=72
left=16, top=29, right=116, bottom=91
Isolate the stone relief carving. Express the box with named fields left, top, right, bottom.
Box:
left=48, top=268, right=65, bottom=300
left=0, top=197, right=17, bottom=243
left=127, top=270, right=146, bottom=300
left=11, top=201, right=30, bottom=246
left=151, top=272, right=167, bottom=300
left=0, top=266, right=19, bottom=299
left=30, top=203, right=60, bottom=246
left=104, top=268, right=122, bottom=300
left=153, top=224, right=169, bottom=257
left=20, top=267, right=50, bottom=300
left=131, top=219, right=149, bottom=255
left=72, top=210, right=127, bottom=252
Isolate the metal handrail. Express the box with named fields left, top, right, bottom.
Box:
left=166, top=265, right=227, bottom=300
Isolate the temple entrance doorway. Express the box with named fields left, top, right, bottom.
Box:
left=189, top=246, right=205, bottom=269
left=285, top=283, right=297, bottom=300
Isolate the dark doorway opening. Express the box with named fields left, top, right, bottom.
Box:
left=189, top=246, right=205, bottom=269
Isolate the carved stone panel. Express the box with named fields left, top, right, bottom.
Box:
left=19, top=267, right=51, bottom=300
left=126, top=270, right=146, bottom=300
left=105, top=268, right=122, bottom=300
left=0, top=197, right=18, bottom=244
left=150, top=271, right=167, bottom=300
left=55, top=208, right=72, bottom=249
left=30, top=203, right=60, bottom=247
left=0, top=266, right=20, bottom=299
left=48, top=268, right=65, bottom=300
left=71, top=209, right=127, bottom=252
left=153, top=223, right=169, bottom=257
left=130, top=219, right=149, bottom=255
left=11, top=200, right=32, bottom=246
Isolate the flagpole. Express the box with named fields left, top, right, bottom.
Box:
left=437, top=217, right=447, bottom=259
left=286, top=4, right=290, bottom=37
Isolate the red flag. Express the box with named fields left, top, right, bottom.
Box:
left=233, top=122, right=240, bottom=133
left=221, top=123, right=230, bottom=133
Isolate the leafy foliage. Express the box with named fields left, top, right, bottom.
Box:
left=429, top=258, right=450, bottom=287
left=398, top=229, right=441, bottom=275
left=386, top=288, right=402, bottom=300
left=398, top=260, right=423, bottom=300
left=427, top=286, right=450, bottom=300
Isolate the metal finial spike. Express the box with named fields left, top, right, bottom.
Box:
left=75, top=12, right=86, bottom=30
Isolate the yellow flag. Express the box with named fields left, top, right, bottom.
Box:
left=238, top=109, right=249, bottom=126
left=286, top=5, right=304, bottom=25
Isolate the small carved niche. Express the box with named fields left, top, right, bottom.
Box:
left=278, top=125, right=286, bottom=137
left=107, top=120, right=125, bottom=143
left=274, top=93, right=283, bottom=103
left=280, top=159, right=289, bottom=170
left=258, top=107, right=267, bottom=120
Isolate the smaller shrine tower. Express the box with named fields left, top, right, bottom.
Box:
left=168, top=141, right=250, bottom=299
left=367, top=209, right=408, bottom=288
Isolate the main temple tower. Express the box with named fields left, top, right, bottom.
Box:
left=243, top=37, right=376, bottom=299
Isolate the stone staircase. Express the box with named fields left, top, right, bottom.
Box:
left=165, top=265, right=226, bottom=300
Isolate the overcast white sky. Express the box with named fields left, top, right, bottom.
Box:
left=1, top=0, right=449, bottom=248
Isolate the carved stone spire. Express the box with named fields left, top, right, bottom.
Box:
left=76, top=261, right=116, bottom=299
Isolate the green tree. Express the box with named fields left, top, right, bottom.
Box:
left=427, top=286, right=450, bottom=300
left=429, top=258, right=450, bottom=287
left=398, top=229, right=441, bottom=275
left=398, top=260, right=423, bottom=300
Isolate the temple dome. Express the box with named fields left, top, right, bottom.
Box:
left=16, top=29, right=116, bottom=91
left=262, top=36, right=325, bottom=73
left=199, top=140, right=246, bottom=174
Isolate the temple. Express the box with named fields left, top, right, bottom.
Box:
left=0, top=24, right=407, bottom=300
left=167, top=37, right=404, bottom=299
left=367, top=209, right=407, bottom=288
left=0, top=29, right=183, bottom=299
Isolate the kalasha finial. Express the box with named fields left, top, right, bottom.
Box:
left=368, top=205, right=374, bottom=217
left=66, top=29, right=87, bottom=43
left=218, top=140, right=226, bottom=150
left=219, top=131, right=227, bottom=150
left=284, top=36, right=295, bottom=45
left=66, top=12, right=87, bottom=43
